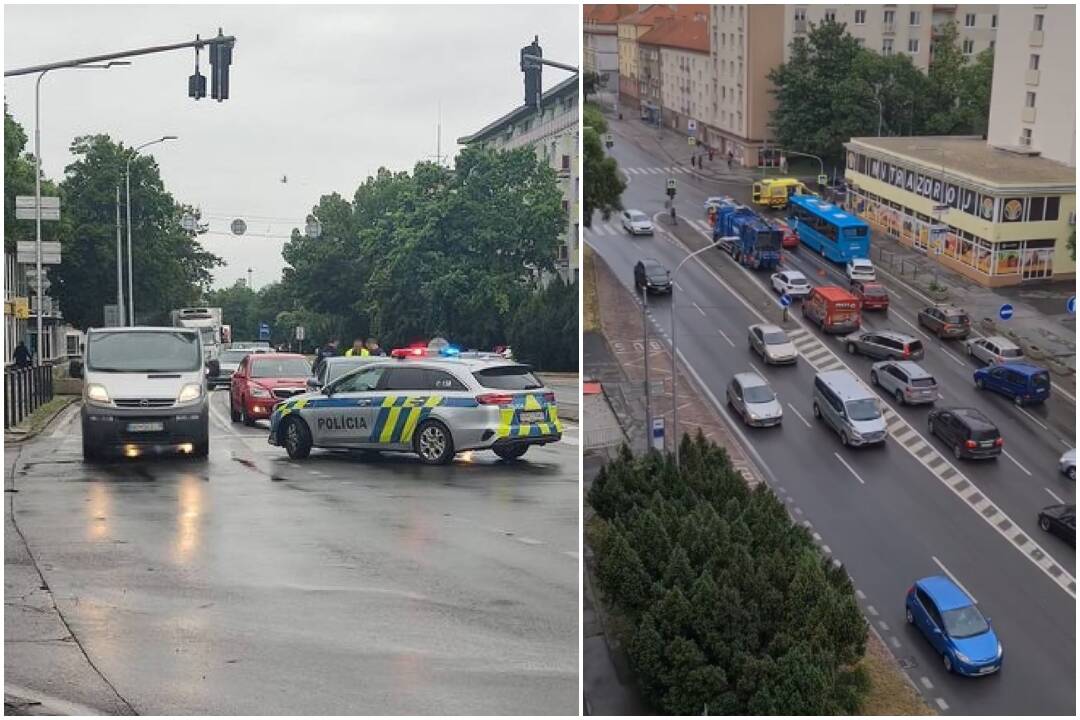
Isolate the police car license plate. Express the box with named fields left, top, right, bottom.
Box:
left=519, top=411, right=545, bottom=423
left=127, top=421, right=164, bottom=432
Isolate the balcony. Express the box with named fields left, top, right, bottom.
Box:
left=882, top=22, right=896, bottom=34
left=1026, top=69, right=1040, bottom=86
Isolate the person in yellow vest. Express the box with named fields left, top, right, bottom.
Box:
left=345, top=338, right=370, bottom=357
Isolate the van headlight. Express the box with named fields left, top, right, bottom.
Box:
left=85, top=383, right=110, bottom=405
left=177, top=383, right=203, bottom=404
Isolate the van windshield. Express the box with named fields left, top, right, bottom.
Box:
left=845, top=398, right=881, bottom=421
left=87, top=331, right=202, bottom=372
left=1032, top=372, right=1050, bottom=390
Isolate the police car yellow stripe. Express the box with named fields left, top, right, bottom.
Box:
left=523, top=394, right=542, bottom=411
left=400, top=395, right=441, bottom=444
left=496, top=408, right=514, bottom=438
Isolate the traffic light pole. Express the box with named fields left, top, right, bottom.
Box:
left=4, top=34, right=235, bottom=77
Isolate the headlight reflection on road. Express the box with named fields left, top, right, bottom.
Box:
left=173, top=473, right=204, bottom=564
left=87, top=482, right=111, bottom=542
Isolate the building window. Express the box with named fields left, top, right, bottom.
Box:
left=855, top=37, right=865, bottom=47
left=964, top=13, right=976, bottom=27
left=562, top=154, right=571, bottom=170
left=962, top=39, right=974, bottom=55
left=908, top=38, right=919, bottom=54
left=989, top=40, right=995, bottom=50
left=909, top=10, right=920, bottom=26
left=1021, top=128, right=1033, bottom=146
left=884, top=9, right=895, bottom=25
left=854, top=9, right=866, bottom=24
left=991, top=14, right=997, bottom=28
left=882, top=38, right=894, bottom=56
left=1025, top=91, right=1036, bottom=108
left=824, top=8, right=836, bottom=22
left=1029, top=54, right=1040, bottom=70
left=1033, top=13, right=1044, bottom=31
left=793, top=7, right=806, bottom=22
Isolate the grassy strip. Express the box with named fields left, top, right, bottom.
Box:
left=857, top=630, right=936, bottom=715
left=13, top=396, right=76, bottom=437
left=584, top=244, right=600, bottom=333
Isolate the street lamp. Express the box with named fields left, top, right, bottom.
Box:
left=125, top=135, right=178, bottom=326
left=670, top=238, right=723, bottom=467
left=31, top=61, right=128, bottom=362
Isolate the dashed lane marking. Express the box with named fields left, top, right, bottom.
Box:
left=866, top=604, right=878, bottom=616
left=936, top=698, right=949, bottom=711
left=833, top=452, right=866, bottom=485
left=889, top=636, right=902, bottom=650
left=932, top=555, right=977, bottom=603
left=1002, top=450, right=1032, bottom=476
left=787, top=402, right=812, bottom=428
left=920, top=677, right=934, bottom=690
left=716, top=328, right=735, bottom=347
left=692, top=300, right=706, bottom=316
left=1015, top=405, right=1049, bottom=431
left=1045, top=487, right=1065, bottom=504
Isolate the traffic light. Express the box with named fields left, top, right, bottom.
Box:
left=520, top=36, right=542, bottom=109
left=666, top=178, right=677, bottom=198
left=189, top=40, right=206, bottom=100
left=209, top=28, right=234, bottom=101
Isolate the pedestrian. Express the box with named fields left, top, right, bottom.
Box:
left=13, top=341, right=31, bottom=369
left=727, top=151, right=733, bottom=169
left=345, top=337, right=369, bottom=357
left=365, top=338, right=385, bottom=356
left=691, top=155, right=696, bottom=168
left=709, top=147, right=715, bottom=162
left=314, top=338, right=340, bottom=372
left=670, top=205, right=677, bottom=225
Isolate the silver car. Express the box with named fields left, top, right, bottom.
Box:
left=268, top=353, right=561, bottom=464
left=965, top=335, right=1024, bottom=365
left=306, top=355, right=379, bottom=391
left=748, top=324, right=797, bottom=365
left=844, top=329, right=924, bottom=361
left=213, top=346, right=270, bottom=389
left=621, top=209, right=655, bottom=235
left=727, top=372, right=783, bottom=427
left=1061, top=448, right=1076, bottom=481
left=870, top=360, right=938, bottom=405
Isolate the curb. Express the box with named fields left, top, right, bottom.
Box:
left=4, top=396, right=78, bottom=445
left=5, top=684, right=107, bottom=717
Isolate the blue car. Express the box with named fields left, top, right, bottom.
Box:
left=906, top=576, right=1002, bottom=676
left=974, top=362, right=1050, bottom=406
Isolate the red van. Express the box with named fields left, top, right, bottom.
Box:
left=802, top=285, right=861, bottom=334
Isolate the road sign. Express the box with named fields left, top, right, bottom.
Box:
left=16, top=241, right=61, bottom=265
left=779, top=294, right=792, bottom=307
left=258, top=321, right=271, bottom=341
left=666, top=178, right=677, bottom=190
left=1068, top=296, right=1076, bottom=315
left=688, top=136, right=696, bottom=147
left=687, top=119, right=697, bottom=133
left=103, top=304, right=122, bottom=327
left=650, top=417, right=665, bottom=452
left=603, top=132, right=614, bottom=149
left=998, top=303, right=1014, bottom=321
left=231, top=218, right=247, bottom=236
left=816, top=174, right=828, bottom=186
left=295, top=325, right=305, bottom=341
left=15, top=195, right=60, bottom=221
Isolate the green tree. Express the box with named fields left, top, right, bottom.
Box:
left=5, top=107, right=61, bottom=254
left=507, top=276, right=578, bottom=370
left=583, top=70, right=600, bottom=99
left=583, top=102, right=624, bottom=228
left=925, top=22, right=970, bottom=134
left=205, top=280, right=261, bottom=342
left=958, top=47, right=995, bottom=136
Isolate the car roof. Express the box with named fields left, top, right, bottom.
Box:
left=814, top=285, right=858, bottom=301
left=751, top=323, right=783, bottom=334
left=88, top=325, right=197, bottom=335
left=372, top=356, right=540, bottom=373
left=949, top=407, right=997, bottom=429
left=642, top=257, right=665, bottom=268
left=994, top=362, right=1047, bottom=375
left=866, top=329, right=918, bottom=342
left=928, top=304, right=967, bottom=314
left=789, top=195, right=868, bottom=229
left=324, top=355, right=373, bottom=364
left=249, top=353, right=308, bottom=361
left=885, top=360, right=932, bottom=378
left=917, top=576, right=974, bottom=611
left=850, top=257, right=873, bottom=265
left=781, top=269, right=807, bottom=278
left=733, top=371, right=768, bottom=387
left=983, top=335, right=1019, bottom=348
left=627, top=209, right=647, bottom=215
left=817, top=369, right=875, bottom=402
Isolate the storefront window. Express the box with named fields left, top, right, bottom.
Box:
left=992, top=242, right=1022, bottom=275
left=974, top=239, right=992, bottom=274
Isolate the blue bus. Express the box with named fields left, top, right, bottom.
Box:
left=787, top=195, right=870, bottom=263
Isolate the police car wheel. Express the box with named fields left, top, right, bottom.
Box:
left=493, top=444, right=529, bottom=461
left=415, top=420, right=454, bottom=465
left=283, top=417, right=312, bottom=460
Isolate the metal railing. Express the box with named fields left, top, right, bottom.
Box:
left=4, top=363, right=55, bottom=429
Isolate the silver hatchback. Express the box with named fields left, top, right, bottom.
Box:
left=727, top=372, right=783, bottom=427
left=748, top=323, right=798, bottom=365
left=870, top=360, right=938, bottom=405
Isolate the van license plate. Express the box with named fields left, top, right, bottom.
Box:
left=519, top=411, right=545, bottom=423
left=127, top=422, right=164, bottom=433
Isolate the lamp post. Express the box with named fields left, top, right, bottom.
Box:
left=31, top=62, right=127, bottom=361
left=670, top=239, right=722, bottom=466
left=125, top=135, right=178, bottom=326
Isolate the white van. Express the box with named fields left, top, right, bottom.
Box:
left=812, top=369, right=887, bottom=447
left=71, top=327, right=219, bottom=461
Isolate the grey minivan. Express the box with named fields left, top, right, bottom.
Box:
left=812, top=369, right=887, bottom=447
left=870, top=360, right=938, bottom=405
left=71, top=327, right=218, bottom=461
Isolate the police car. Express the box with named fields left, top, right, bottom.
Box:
left=267, top=346, right=562, bottom=464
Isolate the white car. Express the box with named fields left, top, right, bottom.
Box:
left=770, top=270, right=811, bottom=298
left=964, top=336, right=1024, bottom=365
left=1060, top=448, right=1076, bottom=481
left=621, top=209, right=654, bottom=236
left=846, top=257, right=876, bottom=282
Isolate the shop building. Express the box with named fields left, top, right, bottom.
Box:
left=845, top=136, right=1075, bottom=287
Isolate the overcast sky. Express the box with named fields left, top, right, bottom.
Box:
left=4, top=4, right=578, bottom=289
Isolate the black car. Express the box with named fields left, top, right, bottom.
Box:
left=927, top=407, right=1002, bottom=460
left=634, top=258, right=672, bottom=295
left=1038, top=504, right=1075, bottom=545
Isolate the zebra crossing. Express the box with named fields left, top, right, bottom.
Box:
left=584, top=221, right=628, bottom=237
left=621, top=166, right=693, bottom=176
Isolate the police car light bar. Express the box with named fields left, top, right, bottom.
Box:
left=391, top=347, right=426, bottom=359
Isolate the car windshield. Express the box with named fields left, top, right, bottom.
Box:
left=911, top=377, right=936, bottom=388
left=846, top=398, right=880, bottom=421
left=473, top=365, right=543, bottom=390
left=946, top=313, right=969, bottom=324
left=1000, top=347, right=1023, bottom=358
left=969, top=425, right=1000, bottom=441
left=864, top=286, right=887, bottom=297
left=763, top=331, right=788, bottom=344
left=788, top=276, right=808, bottom=285
left=628, top=211, right=647, bottom=221
left=87, top=331, right=202, bottom=372
left=1032, top=372, right=1050, bottom=390
left=941, top=605, right=990, bottom=639
left=219, top=350, right=251, bottom=363
left=328, top=360, right=372, bottom=382
left=250, top=358, right=311, bottom=378
left=743, top=384, right=775, bottom=403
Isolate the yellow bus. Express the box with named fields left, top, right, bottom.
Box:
left=751, top=178, right=814, bottom=209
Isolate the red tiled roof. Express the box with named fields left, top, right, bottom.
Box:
left=618, top=4, right=685, bottom=27
left=584, top=4, right=639, bottom=24
left=637, top=12, right=709, bottom=53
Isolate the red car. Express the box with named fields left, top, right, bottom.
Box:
left=772, top=219, right=799, bottom=249
left=852, top=280, right=890, bottom=312
left=230, top=353, right=312, bottom=426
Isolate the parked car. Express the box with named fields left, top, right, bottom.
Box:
left=844, top=329, right=924, bottom=361
left=851, top=280, right=889, bottom=312
left=1060, top=448, right=1076, bottom=481
left=634, top=258, right=672, bottom=294
left=621, top=209, right=654, bottom=236
left=306, top=355, right=378, bottom=392
left=927, top=407, right=1002, bottom=460
left=974, top=362, right=1050, bottom=406
left=870, top=360, right=938, bottom=405
left=213, top=346, right=271, bottom=389
left=906, top=576, right=1002, bottom=676
left=802, top=285, right=861, bottom=334
left=1038, top=504, right=1076, bottom=545
left=918, top=305, right=972, bottom=339
left=748, top=323, right=797, bottom=365
left=846, top=257, right=876, bottom=282
left=812, top=369, right=887, bottom=447
left=770, top=270, right=811, bottom=299
left=230, top=353, right=311, bottom=426
left=771, top=219, right=799, bottom=249
left=726, top=372, right=783, bottom=427
left=964, top=336, right=1024, bottom=365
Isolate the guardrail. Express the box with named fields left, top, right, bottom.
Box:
left=4, top=363, right=55, bottom=429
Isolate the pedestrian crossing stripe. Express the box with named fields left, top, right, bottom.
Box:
left=623, top=166, right=691, bottom=175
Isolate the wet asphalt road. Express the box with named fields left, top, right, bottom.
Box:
left=6, top=391, right=579, bottom=715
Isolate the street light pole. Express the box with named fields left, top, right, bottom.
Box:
left=670, top=239, right=722, bottom=466
left=125, top=135, right=178, bottom=326
left=116, top=186, right=124, bottom=324
left=641, top=285, right=651, bottom=452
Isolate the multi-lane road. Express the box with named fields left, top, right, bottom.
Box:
left=586, top=116, right=1075, bottom=715
left=5, top=390, right=579, bottom=715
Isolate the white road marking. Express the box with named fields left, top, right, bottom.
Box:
left=794, top=507, right=803, bottom=515
left=889, top=636, right=901, bottom=649
left=748, top=360, right=766, bottom=377
left=920, top=676, right=934, bottom=690
left=936, top=698, right=949, bottom=711
left=855, top=589, right=866, bottom=600
left=878, top=620, right=889, bottom=631
left=1002, top=449, right=1032, bottom=476
left=787, top=403, right=812, bottom=428
left=674, top=281, right=684, bottom=292
left=833, top=452, right=866, bottom=484
left=939, top=347, right=964, bottom=366
left=821, top=544, right=832, bottom=554
left=1045, top=487, right=1065, bottom=504
left=932, top=555, right=977, bottom=603
left=1016, top=406, right=1049, bottom=431
left=692, top=300, right=706, bottom=316
left=891, top=310, right=932, bottom=340
left=812, top=532, right=823, bottom=541
left=563, top=551, right=579, bottom=560
left=866, top=605, right=878, bottom=616
left=716, top=327, right=735, bottom=347
left=515, top=536, right=544, bottom=546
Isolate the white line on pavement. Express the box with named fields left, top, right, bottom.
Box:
left=932, top=555, right=977, bottom=603
left=1002, top=449, right=1033, bottom=476
left=939, top=347, right=965, bottom=366
left=866, top=605, right=878, bottom=616
left=1045, top=487, right=1065, bottom=504
left=920, top=676, right=934, bottom=690
left=716, top=327, right=735, bottom=347
left=1015, top=406, right=1049, bottom=431
left=674, top=281, right=684, bottom=292
left=748, top=360, right=766, bottom=377
left=787, top=402, right=812, bottom=428
left=833, top=452, right=866, bottom=484
left=693, top=301, right=706, bottom=316
left=936, top=698, right=949, bottom=711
